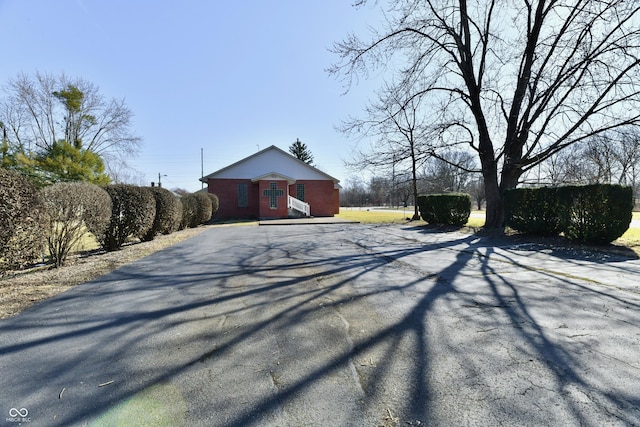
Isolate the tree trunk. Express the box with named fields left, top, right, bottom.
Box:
left=483, top=156, right=523, bottom=228
left=472, top=106, right=504, bottom=227
left=411, top=143, right=420, bottom=220
left=483, top=164, right=503, bottom=228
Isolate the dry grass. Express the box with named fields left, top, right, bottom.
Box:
left=614, top=227, right=640, bottom=252
left=0, top=226, right=211, bottom=320
left=337, top=209, right=411, bottom=224
left=337, top=209, right=486, bottom=227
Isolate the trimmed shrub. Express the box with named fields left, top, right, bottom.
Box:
left=41, top=182, right=112, bottom=267
left=207, top=193, right=219, bottom=218
left=0, top=168, right=47, bottom=272
left=417, top=193, right=471, bottom=225
left=557, top=184, right=633, bottom=244
left=180, top=192, right=213, bottom=229
left=142, top=187, right=182, bottom=241
left=193, top=193, right=213, bottom=226
left=179, top=194, right=198, bottom=230
left=504, top=184, right=632, bottom=244
left=504, top=187, right=562, bottom=236
left=100, top=184, right=156, bottom=251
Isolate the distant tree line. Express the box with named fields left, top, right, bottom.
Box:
left=340, top=134, right=640, bottom=211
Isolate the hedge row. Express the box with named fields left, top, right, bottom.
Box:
left=504, top=184, right=633, bottom=244
left=0, top=169, right=219, bottom=271
left=417, top=193, right=471, bottom=226
left=0, top=168, right=47, bottom=271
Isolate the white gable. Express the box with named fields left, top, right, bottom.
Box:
left=251, top=172, right=296, bottom=184
left=202, top=145, right=339, bottom=182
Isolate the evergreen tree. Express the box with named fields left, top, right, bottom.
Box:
left=289, top=138, right=314, bottom=165
left=17, top=140, right=110, bottom=186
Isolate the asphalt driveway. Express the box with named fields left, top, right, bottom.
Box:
left=1, top=223, right=639, bottom=426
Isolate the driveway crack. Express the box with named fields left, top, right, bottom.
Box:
left=335, top=310, right=367, bottom=398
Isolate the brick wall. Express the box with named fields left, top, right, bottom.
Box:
left=289, top=180, right=338, bottom=217
left=207, top=178, right=259, bottom=219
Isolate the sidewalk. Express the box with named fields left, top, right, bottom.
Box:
left=259, top=217, right=359, bottom=225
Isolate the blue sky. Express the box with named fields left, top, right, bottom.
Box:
left=0, top=1, right=382, bottom=191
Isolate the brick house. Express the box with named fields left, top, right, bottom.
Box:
left=201, top=145, right=341, bottom=220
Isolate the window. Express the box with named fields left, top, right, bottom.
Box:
left=237, top=183, right=248, bottom=207
left=296, top=183, right=305, bottom=201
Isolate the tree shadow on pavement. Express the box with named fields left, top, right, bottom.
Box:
left=0, top=224, right=638, bottom=426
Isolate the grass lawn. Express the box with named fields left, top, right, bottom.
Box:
left=616, top=225, right=640, bottom=248
left=336, top=209, right=485, bottom=226
left=336, top=209, right=413, bottom=224
left=71, top=229, right=101, bottom=252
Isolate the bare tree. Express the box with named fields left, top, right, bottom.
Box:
left=0, top=71, right=141, bottom=172
left=394, top=172, right=416, bottom=208
left=340, top=86, right=433, bottom=219
left=542, top=128, right=640, bottom=196
left=583, top=136, right=618, bottom=184
left=616, top=130, right=640, bottom=193
left=339, top=175, right=368, bottom=207
left=368, top=176, right=391, bottom=205
left=331, top=1, right=640, bottom=227
left=419, top=150, right=477, bottom=194
left=469, top=178, right=486, bottom=210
